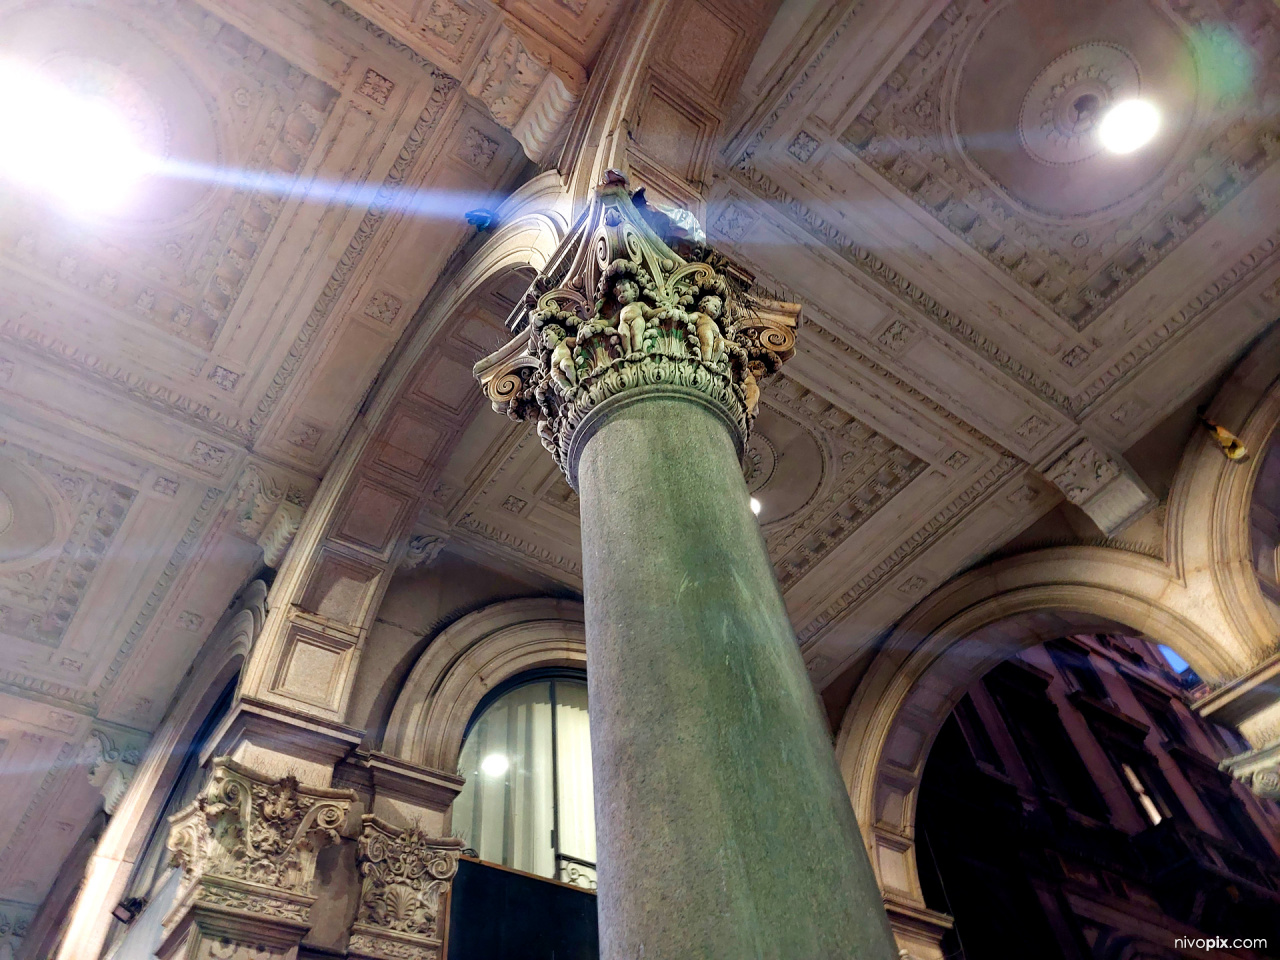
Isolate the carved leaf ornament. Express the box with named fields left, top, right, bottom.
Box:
left=475, top=172, right=799, bottom=485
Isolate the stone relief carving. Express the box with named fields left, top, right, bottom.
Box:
left=83, top=728, right=145, bottom=814
left=475, top=172, right=799, bottom=488
left=465, top=23, right=582, bottom=162
left=0, top=904, right=30, bottom=956
left=0, top=446, right=137, bottom=647
left=1043, top=438, right=1120, bottom=505
left=166, top=758, right=356, bottom=927
left=399, top=534, right=446, bottom=571
left=1041, top=437, right=1153, bottom=534
left=348, top=816, right=463, bottom=960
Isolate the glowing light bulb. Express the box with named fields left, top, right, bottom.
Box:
left=0, top=60, right=150, bottom=216
left=480, top=753, right=509, bottom=777
left=1097, top=99, right=1160, bottom=155
left=750, top=497, right=762, bottom=516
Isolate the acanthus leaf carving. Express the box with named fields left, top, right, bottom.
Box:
left=165, top=758, right=355, bottom=929
left=473, top=173, right=800, bottom=488
left=349, top=816, right=463, bottom=960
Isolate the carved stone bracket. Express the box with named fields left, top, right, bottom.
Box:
left=232, top=464, right=311, bottom=567
left=1041, top=436, right=1153, bottom=534
left=474, top=172, right=799, bottom=488
left=399, top=534, right=446, bottom=572
left=162, top=757, right=356, bottom=946
left=348, top=815, right=464, bottom=960
left=83, top=727, right=145, bottom=815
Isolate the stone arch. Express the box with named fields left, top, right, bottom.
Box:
left=50, top=581, right=266, bottom=960
left=237, top=173, right=571, bottom=715
left=1165, top=323, right=1280, bottom=668
left=383, top=597, right=586, bottom=773
left=834, top=547, right=1235, bottom=926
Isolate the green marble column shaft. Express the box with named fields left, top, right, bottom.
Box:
left=574, top=387, right=898, bottom=960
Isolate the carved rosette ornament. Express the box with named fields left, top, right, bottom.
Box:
left=474, top=172, right=799, bottom=487
left=164, top=758, right=356, bottom=933
left=348, top=816, right=464, bottom=960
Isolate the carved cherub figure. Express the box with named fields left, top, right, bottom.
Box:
left=614, top=278, right=651, bottom=356
left=741, top=369, right=760, bottom=416
left=691, top=294, right=725, bottom=364
left=543, top=325, right=577, bottom=392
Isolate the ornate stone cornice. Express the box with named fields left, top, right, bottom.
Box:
left=349, top=816, right=464, bottom=960
left=474, top=173, right=799, bottom=488
left=165, top=758, right=356, bottom=929
left=798, top=452, right=1022, bottom=646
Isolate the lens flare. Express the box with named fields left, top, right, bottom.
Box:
left=0, top=60, right=150, bottom=216
left=1097, top=99, right=1160, bottom=155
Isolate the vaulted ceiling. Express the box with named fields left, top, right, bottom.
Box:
left=0, top=0, right=1278, bottom=923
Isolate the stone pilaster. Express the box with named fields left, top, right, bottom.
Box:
left=348, top=816, right=463, bottom=960
left=159, top=758, right=356, bottom=960
left=475, top=174, right=898, bottom=959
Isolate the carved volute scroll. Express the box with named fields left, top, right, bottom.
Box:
left=349, top=816, right=464, bottom=960
left=164, top=758, right=356, bottom=929
left=474, top=172, right=800, bottom=487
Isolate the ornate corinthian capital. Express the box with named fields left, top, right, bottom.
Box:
left=348, top=816, right=464, bottom=960
left=165, top=758, right=356, bottom=929
left=474, top=172, right=799, bottom=487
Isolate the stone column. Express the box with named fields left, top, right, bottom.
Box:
left=475, top=174, right=898, bottom=959
left=160, top=758, right=355, bottom=960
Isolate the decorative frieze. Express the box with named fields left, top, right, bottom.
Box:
left=165, top=758, right=356, bottom=931
left=349, top=816, right=464, bottom=960
left=474, top=172, right=799, bottom=488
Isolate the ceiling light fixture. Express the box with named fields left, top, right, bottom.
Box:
left=480, top=753, right=509, bottom=777
left=0, top=60, right=150, bottom=216
left=1096, top=99, right=1160, bottom=155
left=750, top=497, right=762, bottom=516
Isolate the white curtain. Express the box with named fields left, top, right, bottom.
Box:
left=454, top=682, right=555, bottom=877
left=554, top=682, right=596, bottom=865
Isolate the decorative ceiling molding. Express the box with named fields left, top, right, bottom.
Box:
left=835, top=0, right=1280, bottom=330
left=797, top=452, right=1022, bottom=646
left=724, top=165, right=1076, bottom=412
left=248, top=70, right=461, bottom=439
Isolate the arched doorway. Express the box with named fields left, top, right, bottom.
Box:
left=835, top=546, right=1263, bottom=958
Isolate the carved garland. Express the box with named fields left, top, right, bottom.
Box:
left=475, top=173, right=799, bottom=486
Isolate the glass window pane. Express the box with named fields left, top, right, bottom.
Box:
left=553, top=680, right=595, bottom=864
left=454, top=681, right=556, bottom=877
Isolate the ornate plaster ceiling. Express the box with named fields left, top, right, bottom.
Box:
left=409, top=0, right=1280, bottom=689
left=0, top=0, right=1278, bottom=925
left=0, top=0, right=630, bottom=912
